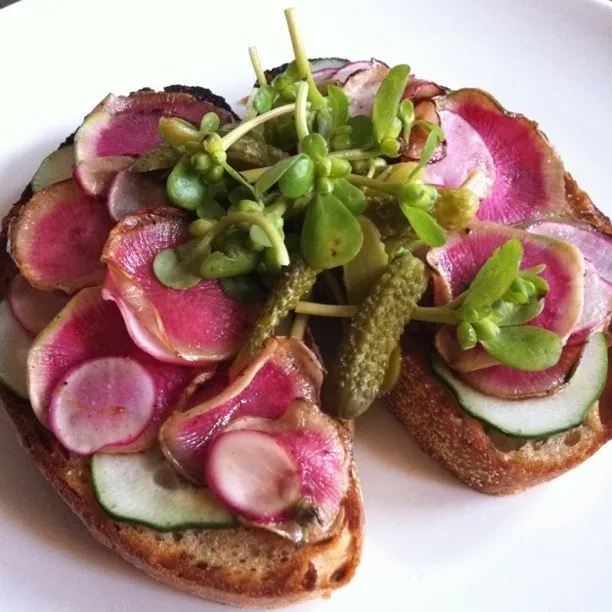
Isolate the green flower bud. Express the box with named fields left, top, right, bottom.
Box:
left=316, top=158, right=332, bottom=177
left=472, top=319, right=499, bottom=341
left=317, top=176, right=334, bottom=195
left=329, top=158, right=352, bottom=178
left=237, top=199, right=264, bottom=213
left=457, top=321, right=478, bottom=350
left=192, top=153, right=212, bottom=172
left=331, top=134, right=352, bottom=151
left=189, top=218, right=215, bottom=237
left=203, top=133, right=223, bottom=154
left=380, top=138, right=400, bottom=158
left=184, top=140, right=203, bottom=155
left=432, top=187, right=480, bottom=230
left=334, top=124, right=352, bottom=137
left=210, top=150, right=227, bottom=166
left=206, top=165, right=225, bottom=183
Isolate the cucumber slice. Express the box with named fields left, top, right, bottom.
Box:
left=310, top=57, right=348, bottom=72
left=31, top=145, right=75, bottom=193
left=432, top=332, right=608, bottom=438
left=92, top=449, right=237, bottom=530
left=0, top=300, right=32, bottom=398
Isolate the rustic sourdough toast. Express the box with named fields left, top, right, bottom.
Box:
left=0, top=85, right=364, bottom=607
left=387, top=173, right=612, bottom=495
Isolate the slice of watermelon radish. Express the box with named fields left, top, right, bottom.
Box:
left=206, top=399, right=351, bottom=543
left=73, top=155, right=134, bottom=198
left=403, top=76, right=446, bottom=101
left=458, top=342, right=583, bottom=400
left=159, top=337, right=323, bottom=483
left=341, top=60, right=390, bottom=117
left=31, top=145, right=75, bottom=193
left=75, top=90, right=233, bottom=161
left=7, top=274, right=70, bottom=336
left=570, top=265, right=612, bottom=344
left=10, top=180, right=114, bottom=293
left=27, top=286, right=206, bottom=452
left=527, top=220, right=612, bottom=286
left=106, top=170, right=168, bottom=221
left=423, top=89, right=568, bottom=224
left=48, top=356, right=157, bottom=455
left=427, top=223, right=585, bottom=372
left=102, top=208, right=258, bottom=365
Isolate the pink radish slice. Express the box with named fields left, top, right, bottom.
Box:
left=101, top=208, right=258, bottom=364
left=403, top=76, right=446, bottom=101
left=459, top=343, right=583, bottom=400
left=206, top=429, right=301, bottom=521
left=312, top=67, right=341, bottom=83
left=333, top=59, right=381, bottom=84
left=48, top=356, right=155, bottom=455
left=428, top=223, right=585, bottom=372
left=342, top=60, right=390, bottom=117
left=423, top=89, right=568, bottom=225
left=527, top=220, right=612, bottom=286
left=75, top=91, right=234, bottom=161
left=107, top=170, right=169, bottom=221
left=10, top=180, right=114, bottom=293
left=7, top=274, right=70, bottom=336
left=27, top=286, right=204, bottom=437
left=73, top=155, right=134, bottom=198
left=569, top=265, right=612, bottom=344
left=159, top=337, right=323, bottom=483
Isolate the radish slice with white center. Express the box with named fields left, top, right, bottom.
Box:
left=74, top=155, right=134, bottom=198
left=48, top=356, right=156, bottom=455
left=205, top=429, right=301, bottom=521
left=7, top=274, right=70, bottom=336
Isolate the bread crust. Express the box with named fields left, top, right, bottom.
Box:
left=387, top=173, right=612, bottom=495
left=0, top=90, right=364, bottom=606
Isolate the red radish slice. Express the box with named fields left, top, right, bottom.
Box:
left=48, top=356, right=156, bottom=455
left=159, top=337, right=323, bottom=483
left=206, top=429, right=301, bottom=521
left=527, top=220, right=612, bottom=286
left=423, top=89, right=568, bottom=224
left=73, top=155, right=134, bottom=198
left=75, top=91, right=233, bottom=161
left=210, top=400, right=351, bottom=543
left=106, top=170, right=168, bottom=221
left=7, top=274, right=70, bottom=336
left=102, top=208, right=258, bottom=364
left=459, top=343, right=583, bottom=400
left=10, top=180, right=114, bottom=293
left=428, top=223, right=585, bottom=372
left=403, top=76, right=446, bottom=101
left=27, top=286, right=204, bottom=442
left=342, top=60, right=390, bottom=117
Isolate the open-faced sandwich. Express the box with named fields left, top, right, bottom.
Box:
left=1, top=5, right=610, bottom=607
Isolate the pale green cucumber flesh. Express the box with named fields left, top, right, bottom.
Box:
left=432, top=332, right=608, bottom=438
left=31, top=145, right=75, bottom=193
left=92, top=449, right=237, bottom=531
left=0, top=300, right=32, bottom=398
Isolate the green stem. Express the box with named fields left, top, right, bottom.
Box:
left=248, top=46, right=267, bottom=88
left=295, top=301, right=359, bottom=317
left=284, top=8, right=326, bottom=110
left=211, top=212, right=290, bottom=267
left=295, top=81, right=310, bottom=142
left=346, top=173, right=396, bottom=195
left=290, top=313, right=309, bottom=339
left=411, top=306, right=460, bottom=324
left=330, top=148, right=382, bottom=161
left=222, top=104, right=297, bottom=150
left=240, top=167, right=268, bottom=182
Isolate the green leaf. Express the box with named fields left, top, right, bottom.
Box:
left=199, top=249, right=258, bottom=279
left=495, top=299, right=545, bottom=327
left=332, top=178, right=367, bottom=216
left=400, top=205, right=446, bottom=247
left=220, top=275, right=267, bottom=303
left=316, top=107, right=334, bottom=140
left=408, top=122, right=445, bottom=179
left=166, top=159, right=208, bottom=210
left=300, top=133, right=329, bottom=161
left=200, top=112, right=220, bottom=134
left=196, top=199, right=225, bottom=221
left=153, top=247, right=202, bottom=290
left=462, top=239, right=523, bottom=310
left=131, top=146, right=181, bottom=173
left=253, top=85, right=275, bottom=114
left=372, top=64, right=411, bottom=144
left=480, top=326, right=563, bottom=371
left=348, top=115, right=374, bottom=148
left=327, top=85, right=350, bottom=129
left=254, top=155, right=300, bottom=197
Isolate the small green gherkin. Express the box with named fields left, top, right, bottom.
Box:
left=233, top=257, right=318, bottom=368
left=331, top=253, right=428, bottom=419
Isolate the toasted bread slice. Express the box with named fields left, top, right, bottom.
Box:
left=387, top=173, right=612, bottom=495
left=0, top=86, right=364, bottom=606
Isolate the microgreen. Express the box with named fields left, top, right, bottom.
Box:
left=372, top=64, right=411, bottom=144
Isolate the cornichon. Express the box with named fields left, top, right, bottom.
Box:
left=232, top=257, right=317, bottom=371
left=331, top=253, right=427, bottom=419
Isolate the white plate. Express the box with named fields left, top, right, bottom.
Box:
left=0, top=0, right=611, bottom=610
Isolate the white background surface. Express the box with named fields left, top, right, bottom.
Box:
left=0, top=0, right=611, bottom=610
